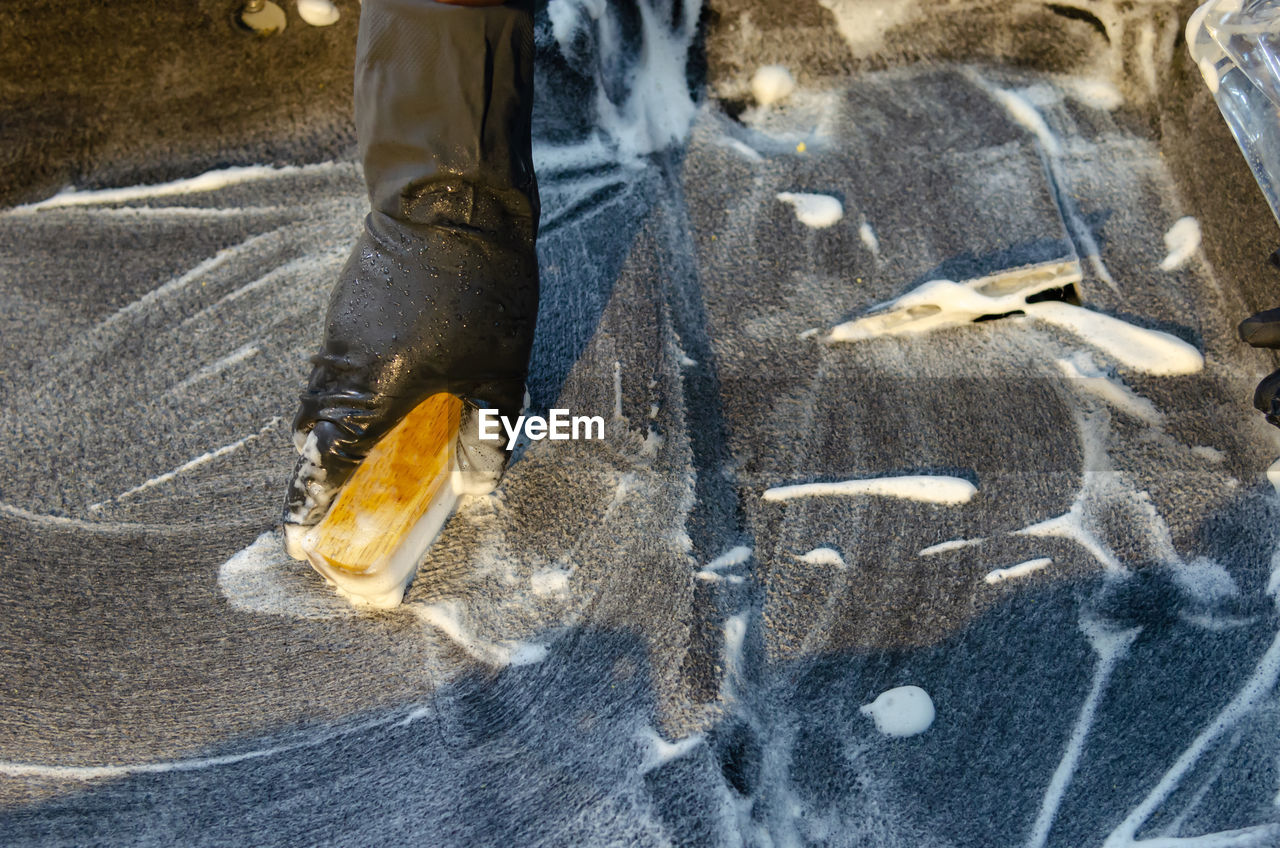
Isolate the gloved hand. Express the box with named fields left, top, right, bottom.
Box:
left=1239, top=307, right=1280, bottom=427
left=284, top=0, right=539, bottom=538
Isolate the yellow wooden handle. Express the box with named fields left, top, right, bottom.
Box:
left=308, top=393, right=462, bottom=574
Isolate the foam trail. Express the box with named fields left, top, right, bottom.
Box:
left=1028, top=622, right=1140, bottom=848
left=95, top=229, right=283, bottom=333
left=1018, top=503, right=1124, bottom=573
left=178, top=249, right=346, bottom=329
left=1116, top=824, right=1280, bottom=847
left=989, top=86, right=1062, bottom=157
left=830, top=278, right=1203, bottom=376
left=549, top=0, right=702, bottom=159
left=986, top=558, right=1052, bottom=584
left=1029, top=302, right=1202, bottom=376
left=919, top=538, right=985, bottom=557
left=169, top=343, right=260, bottom=393
left=717, top=135, right=765, bottom=162
left=94, top=417, right=281, bottom=508
left=1159, top=217, right=1202, bottom=272
left=1056, top=353, right=1165, bottom=426
left=0, top=711, right=403, bottom=781
left=982, top=80, right=1116, bottom=290
left=1064, top=77, right=1124, bottom=110
left=411, top=603, right=548, bottom=667
left=638, top=728, right=704, bottom=774
left=14, top=163, right=346, bottom=211
left=722, top=613, right=748, bottom=699
left=1102, top=627, right=1280, bottom=845
left=0, top=502, right=185, bottom=535
left=763, top=475, right=977, bottom=505
left=705, top=545, right=752, bottom=571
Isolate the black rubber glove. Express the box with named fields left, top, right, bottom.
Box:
left=284, top=0, right=539, bottom=535
left=1240, top=307, right=1280, bottom=427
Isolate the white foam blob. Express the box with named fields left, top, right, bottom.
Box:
left=1159, top=216, right=1202, bottom=272
left=796, top=547, right=847, bottom=567
left=859, top=221, right=880, bottom=255
left=860, top=686, right=936, bottom=737
left=984, top=557, right=1052, bottom=584
left=1269, top=458, right=1280, bottom=493
left=705, top=545, right=752, bottom=571
left=296, top=0, right=339, bottom=26
left=763, top=475, right=977, bottom=505
left=752, top=64, right=796, bottom=105
left=776, top=192, right=844, bottom=229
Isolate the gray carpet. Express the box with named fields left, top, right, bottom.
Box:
left=4, top=1, right=1280, bottom=845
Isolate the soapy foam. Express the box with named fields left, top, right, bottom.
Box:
left=751, top=65, right=796, bottom=106
left=93, top=417, right=280, bottom=509
left=530, top=568, right=571, bottom=595
left=1159, top=216, right=1202, bottom=272
left=296, top=0, right=339, bottom=27
left=705, top=545, right=752, bottom=571
left=168, top=343, right=261, bottom=395
left=1056, top=352, right=1165, bottom=426
left=219, top=530, right=359, bottom=620
left=984, top=558, right=1053, bottom=584
left=918, top=538, right=985, bottom=557
left=12, top=163, right=343, bottom=211
left=796, top=547, right=847, bottom=568
left=638, top=728, right=704, bottom=774
left=1063, top=77, right=1125, bottom=110
left=859, top=686, right=935, bottom=737
left=763, top=475, right=977, bottom=505
left=859, top=221, right=880, bottom=256
left=776, top=192, right=844, bottom=229
left=830, top=277, right=1204, bottom=376
left=411, top=602, right=548, bottom=667
left=548, top=0, right=701, bottom=159
left=817, top=0, right=916, bottom=52
left=1030, top=620, right=1141, bottom=848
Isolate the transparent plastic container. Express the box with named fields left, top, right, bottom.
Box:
left=1189, top=0, right=1280, bottom=226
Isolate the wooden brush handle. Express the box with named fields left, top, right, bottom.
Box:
left=308, top=393, right=462, bottom=574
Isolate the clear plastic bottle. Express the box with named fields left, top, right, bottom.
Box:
left=1189, top=0, right=1280, bottom=226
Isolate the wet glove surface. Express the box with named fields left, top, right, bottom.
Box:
left=1240, top=306, right=1280, bottom=427
left=285, top=0, right=538, bottom=530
